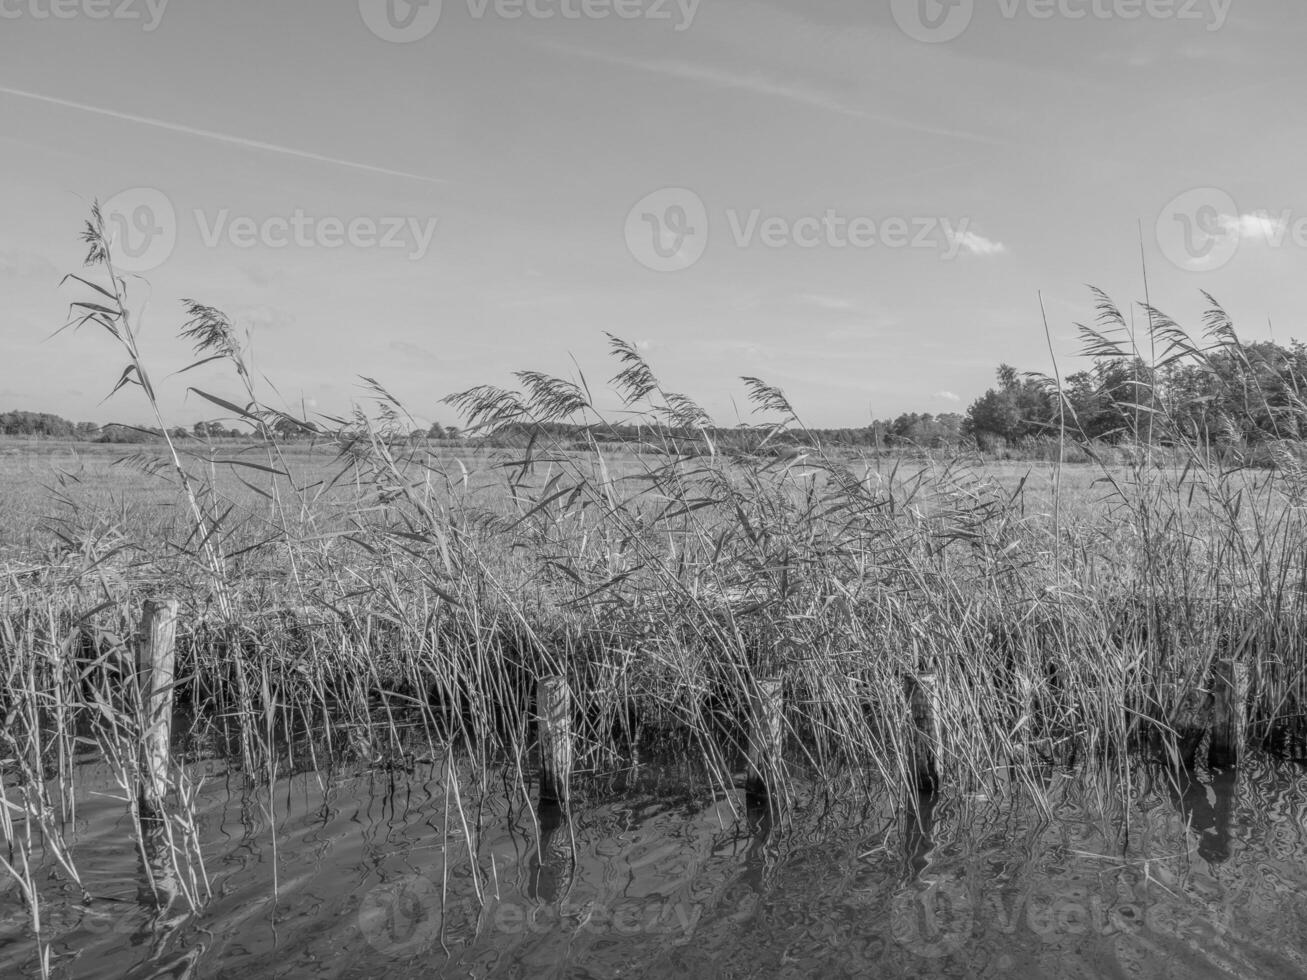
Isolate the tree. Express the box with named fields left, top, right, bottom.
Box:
left=0, top=411, right=76, bottom=437
left=964, top=389, right=1023, bottom=447
left=964, top=364, right=1056, bottom=448
left=273, top=416, right=305, bottom=440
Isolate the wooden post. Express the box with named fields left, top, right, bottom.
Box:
left=1208, top=658, right=1249, bottom=768
left=137, top=598, right=178, bottom=815
left=537, top=676, right=573, bottom=807
left=745, top=677, right=784, bottom=800
left=907, top=673, right=942, bottom=795
left=1171, top=671, right=1210, bottom=770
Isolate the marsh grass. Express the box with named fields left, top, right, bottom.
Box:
left=3, top=208, right=1307, bottom=968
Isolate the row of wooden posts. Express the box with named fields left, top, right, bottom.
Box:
left=536, top=662, right=1252, bottom=807
left=130, top=602, right=799, bottom=812
left=128, top=600, right=1253, bottom=814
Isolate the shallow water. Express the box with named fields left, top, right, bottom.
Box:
left=2, top=752, right=1306, bottom=979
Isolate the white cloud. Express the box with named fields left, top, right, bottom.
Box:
left=1220, top=212, right=1287, bottom=242
left=935, top=391, right=961, bottom=403
left=953, top=231, right=1008, bottom=256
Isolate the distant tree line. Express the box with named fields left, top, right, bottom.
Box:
left=0, top=410, right=970, bottom=453
left=963, top=340, right=1307, bottom=453
left=0, top=411, right=469, bottom=447
left=17, top=337, right=1307, bottom=457
left=0, top=411, right=100, bottom=439
left=463, top=416, right=966, bottom=453
left=0, top=411, right=254, bottom=443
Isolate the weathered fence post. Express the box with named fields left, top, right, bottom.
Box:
left=745, top=677, right=784, bottom=801
left=137, top=598, right=178, bottom=815
left=537, top=675, right=573, bottom=807
left=906, top=673, right=942, bottom=794
left=1208, top=658, right=1249, bottom=768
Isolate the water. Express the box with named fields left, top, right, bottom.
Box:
left=2, top=752, right=1306, bottom=979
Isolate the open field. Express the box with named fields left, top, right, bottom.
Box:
left=0, top=435, right=1271, bottom=552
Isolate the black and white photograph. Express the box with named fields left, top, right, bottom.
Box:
left=3, top=1, right=1307, bottom=977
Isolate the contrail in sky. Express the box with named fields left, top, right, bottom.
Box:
left=532, top=40, right=1012, bottom=147
left=0, top=85, right=445, bottom=184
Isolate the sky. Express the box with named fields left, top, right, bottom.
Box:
left=1, top=0, right=1305, bottom=430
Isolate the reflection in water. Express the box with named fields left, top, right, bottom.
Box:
left=2, top=752, right=1306, bottom=978
left=903, top=789, right=938, bottom=879
left=136, top=815, right=181, bottom=914
left=527, top=801, right=574, bottom=904
left=1161, top=764, right=1239, bottom=864
left=133, top=815, right=197, bottom=975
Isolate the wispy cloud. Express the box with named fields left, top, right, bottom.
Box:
left=533, top=41, right=1007, bottom=146
left=935, top=390, right=961, bottom=403
left=953, top=230, right=1008, bottom=256
left=390, top=341, right=442, bottom=364
left=239, top=265, right=287, bottom=289
left=498, top=292, right=590, bottom=310
left=797, top=293, right=855, bottom=312
left=1220, top=211, right=1287, bottom=241
left=0, top=249, right=56, bottom=279
left=0, top=86, right=445, bottom=184
left=233, top=305, right=296, bottom=332
left=1184, top=211, right=1292, bottom=269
